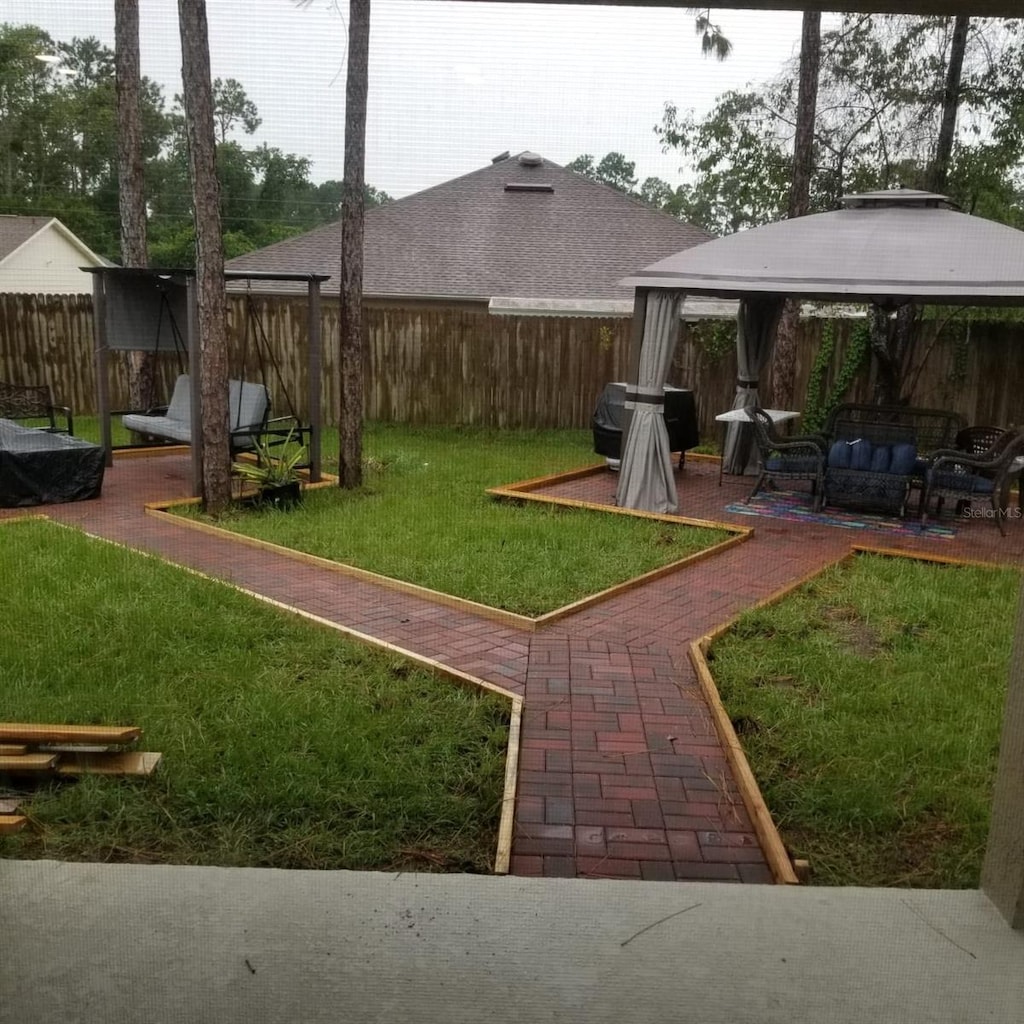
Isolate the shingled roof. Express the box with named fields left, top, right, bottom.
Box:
left=0, top=216, right=55, bottom=261
left=226, top=152, right=711, bottom=301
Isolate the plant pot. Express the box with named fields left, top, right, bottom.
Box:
left=240, top=481, right=302, bottom=510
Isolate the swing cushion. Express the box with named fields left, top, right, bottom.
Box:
left=122, top=375, right=269, bottom=448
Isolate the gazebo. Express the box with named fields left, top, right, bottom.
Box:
left=615, top=189, right=1024, bottom=514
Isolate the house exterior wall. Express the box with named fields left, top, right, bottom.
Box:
left=0, top=229, right=100, bottom=294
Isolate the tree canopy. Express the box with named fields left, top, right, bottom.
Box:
left=656, top=14, right=1024, bottom=235
left=0, top=22, right=391, bottom=266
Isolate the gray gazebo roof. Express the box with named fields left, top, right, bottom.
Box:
left=621, top=190, right=1024, bottom=307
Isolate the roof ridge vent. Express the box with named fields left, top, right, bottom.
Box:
left=517, top=152, right=543, bottom=167
left=491, top=150, right=510, bottom=164
left=504, top=182, right=554, bottom=194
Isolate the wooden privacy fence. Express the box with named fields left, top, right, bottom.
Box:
left=2, top=293, right=1022, bottom=441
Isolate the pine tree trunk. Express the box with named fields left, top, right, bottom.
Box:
left=338, top=0, right=371, bottom=489
left=770, top=11, right=821, bottom=411
left=928, top=15, right=970, bottom=194
left=178, top=0, right=230, bottom=512
left=115, top=0, right=156, bottom=415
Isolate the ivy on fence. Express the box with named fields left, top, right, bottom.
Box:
left=802, top=320, right=870, bottom=433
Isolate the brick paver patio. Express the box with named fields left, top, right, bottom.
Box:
left=7, top=451, right=1021, bottom=883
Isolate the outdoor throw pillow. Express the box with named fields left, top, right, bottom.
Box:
left=889, top=443, right=918, bottom=476
left=828, top=441, right=851, bottom=468
left=849, top=438, right=874, bottom=471
left=870, top=445, right=892, bottom=474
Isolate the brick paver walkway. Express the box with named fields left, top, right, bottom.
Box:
left=9, top=452, right=1021, bottom=883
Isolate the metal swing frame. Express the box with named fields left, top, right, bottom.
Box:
left=86, top=267, right=328, bottom=495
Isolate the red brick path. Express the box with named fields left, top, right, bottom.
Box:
left=9, top=452, right=1021, bottom=883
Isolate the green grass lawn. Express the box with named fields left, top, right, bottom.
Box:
left=171, top=422, right=730, bottom=617
left=709, top=553, right=1019, bottom=888
left=0, top=519, right=509, bottom=872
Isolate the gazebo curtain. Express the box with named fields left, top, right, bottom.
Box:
left=615, top=290, right=683, bottom=514
left=722, top=295, right=786, bottom=474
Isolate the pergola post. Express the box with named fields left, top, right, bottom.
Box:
left=307, top=276, right=322, bottom=483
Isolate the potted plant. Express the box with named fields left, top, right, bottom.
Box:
left=232, top=428, right=307, bottom=509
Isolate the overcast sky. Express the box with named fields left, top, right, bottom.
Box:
left=5, top=1, right=840, bottom=198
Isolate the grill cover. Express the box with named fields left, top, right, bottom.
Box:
left=0, top=419, right=105, bottom=507
left=592, top=383, right=699, bottom=459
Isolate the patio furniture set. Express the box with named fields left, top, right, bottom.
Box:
left=748, top=403, right=1024, bottom=533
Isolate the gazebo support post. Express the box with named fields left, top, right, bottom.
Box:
left=615, top=288, right=683, bottom=514
left=92, top=273, right=113, bottom=468
left=307, top=276, right=322, bottom=483
left=618, top=288, right=649, bottom=454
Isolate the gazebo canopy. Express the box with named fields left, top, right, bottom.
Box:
left=614, top=191, right=1024, bottom=514
left=621, top=190, right=1024, bottom=307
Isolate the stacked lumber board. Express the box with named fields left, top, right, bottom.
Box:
left=0, top=796, right=26, bottom=835
left=0, top=723, right=162, bottom=779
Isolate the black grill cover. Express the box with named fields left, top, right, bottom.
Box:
left=0, top=419, right=105, bottom=508
left=592, top=383, right=699, bottom=459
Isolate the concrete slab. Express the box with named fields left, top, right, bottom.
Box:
left=2, top=861, right=1021, bottom=1024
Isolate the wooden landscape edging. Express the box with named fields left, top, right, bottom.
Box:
left=687, top=551, right=859, bottom=886
left=144, top=504, right=539, bottom=631
left=688, top=637, right=800, bottom=886
left=689, top=541, right=1023, bottom=886
left=147, top=463, right=749, bottom=632
left=52, top=519, right=522, bottom=875
left=170, top=578, right=525, bottom=876
left=850, top=542, right=1024, bottom=572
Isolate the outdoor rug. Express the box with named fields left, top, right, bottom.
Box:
left=726, top=490, right=956, bottom=539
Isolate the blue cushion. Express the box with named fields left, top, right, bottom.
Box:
left=828, top=441, right=851, bottom=469
left=932, top=472, right=994, bottom=494
left=870, top=446, right=892, bottom=473
left=888, top=443, right=918, bottom=476
left=766, top=456, right=820, bottom=473
left=848, top=439, right=873, bottom=471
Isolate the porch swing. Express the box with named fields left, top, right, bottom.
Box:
left=86, top=266, right=329, bottom=496
left=120, top=280, right=272, bottom=455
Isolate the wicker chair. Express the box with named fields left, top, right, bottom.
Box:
left=955, top=425, right=1007, bottom=456
left=921, top=428, right=1024, bottom=535
left=747, top=407, right=829, bottom=511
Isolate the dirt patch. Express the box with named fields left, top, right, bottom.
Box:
left=821, top=603, right=885, bottom=658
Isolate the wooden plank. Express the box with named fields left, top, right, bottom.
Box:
left=0, top=723, right=141, bottom=745
left=55, top=751, right=162, bottom=776
left=494, top=696, right=523, bottom=875
left=688, top=639, right=800, bottom=886
left=0, top=744, right=28, bottom=756
left=0, top=815, right=27, bottom=835
left=0, top=753, right=58, bottom=772
left=0, top=798, right=22, bottom=814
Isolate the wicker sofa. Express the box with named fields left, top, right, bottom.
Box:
left=822, top=404, right=966, bottom=517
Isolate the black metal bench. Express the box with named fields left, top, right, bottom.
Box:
left=0, top=381, right=73, bottom=435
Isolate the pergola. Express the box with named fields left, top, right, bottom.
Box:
left=614, top=189, right=1024, bottom=514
